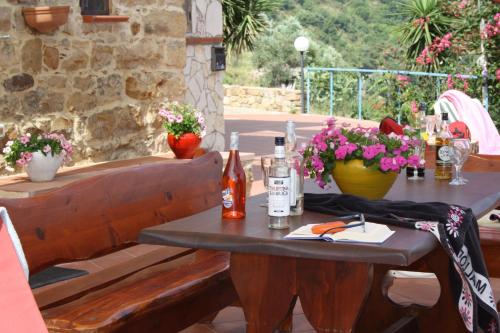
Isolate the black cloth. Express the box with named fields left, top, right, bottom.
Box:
left=304, top=192, right=499, bottom=333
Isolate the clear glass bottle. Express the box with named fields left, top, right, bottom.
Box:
left=222, top=132, right=246, bottom=219
left=435, top=112, right=453, bottom=180
left=407, top=102, right=426, bottom=180
left=268, top=137, right=290, bottom=229
left=285, top=121, right=304, bottom=215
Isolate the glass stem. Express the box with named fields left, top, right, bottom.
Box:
left=455, top=164, right=461, bottom=180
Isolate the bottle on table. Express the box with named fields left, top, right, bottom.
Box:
left=222, top=132, right=246, bottom=219
left=285, top=121, right=304, bottom=215
left=407, top=102, right=426, bottom=180
left=268, top=137, right=290, bottom=229
left=435, top=112, right=453, bottom=180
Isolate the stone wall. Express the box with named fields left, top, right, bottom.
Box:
left=184, top=0, right=224, bottom=151
left=0, top=0, right=194, bottom=171
left=224, top=85, right=301, bottom=113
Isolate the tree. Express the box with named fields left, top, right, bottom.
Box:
left=252, top=17, right=344, bottom=87
left=223, top=0, right=280, bottom=55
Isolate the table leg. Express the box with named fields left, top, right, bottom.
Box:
left=230, top=253, right=296, bottom=333
left=355, top=264, right=413, bottom=332
left=410, top=248, right=468, bottom=333
left=296, top=259, right=373, bottom=332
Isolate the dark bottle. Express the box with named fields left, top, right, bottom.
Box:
left=222, top=132, right=246, bottom=219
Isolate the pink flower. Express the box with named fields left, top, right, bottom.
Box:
left=335, top=146, right=348, bottom=160
left=316, top=141, right=327, bottom=152
left=316, top=178, right=326, bottom=189
left=346, top=143, right=357, bottom=154
left=379, top=157, right=392, bottom=172
left=407, top=155, right=420, bottom=167
left=43, top=145, right=52, bottom=153
left=21, top=152, right=33, bottom=162
left=496, top=68, right=500, bottom=81
left=395, top=156, right=407, bottom=167
left=16, top=159, right=27, bottom=167
left=338, top=135, right=347, bottom=146
left=20, top=135, right=30, bottom=145
left=175, top=115, right=184, bottom=123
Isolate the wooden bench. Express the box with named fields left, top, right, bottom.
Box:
left=0, top=151, right=238, bottom=332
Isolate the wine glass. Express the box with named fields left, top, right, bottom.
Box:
left=449, top=138, right=471, bottom=186
left=260, top=155, right=273, bottom=207
left=425, top=115, right=436, bottom=144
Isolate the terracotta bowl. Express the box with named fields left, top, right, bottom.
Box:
left=22, top=6, right=70, bottom=33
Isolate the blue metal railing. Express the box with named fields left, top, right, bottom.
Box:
left=305, top=67, right=482, bottom=121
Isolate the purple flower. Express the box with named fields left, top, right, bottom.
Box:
left=175, top=115, right=184, bottom=123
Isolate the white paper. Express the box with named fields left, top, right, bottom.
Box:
left=284, top=222, right=395, bottom=244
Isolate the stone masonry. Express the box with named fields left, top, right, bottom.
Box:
left=184, top=0, right=224, bottom=151
left=0, top=0, right=224, bottom=172
left=224, top=85, right=301, bottom=113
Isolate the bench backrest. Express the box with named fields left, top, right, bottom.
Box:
left=0, top=152, right=223, bottom=273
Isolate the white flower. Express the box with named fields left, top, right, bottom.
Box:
left=2, top=146, right=11, bottom=154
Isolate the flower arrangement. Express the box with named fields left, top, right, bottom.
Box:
left=158, top=100, right=206, bottom=138
left=302, top=118, right=422, bottom=188
left=3, top=132, right=73, bottom=170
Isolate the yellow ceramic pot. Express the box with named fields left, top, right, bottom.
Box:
left=331, top=159, right=398, bottom=200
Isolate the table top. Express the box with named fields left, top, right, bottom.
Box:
left=140, top=170, right=499, bottom=267
left=304, top=169, right=500, bottom=218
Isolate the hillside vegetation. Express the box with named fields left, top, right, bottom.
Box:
left=225, top=0, right=407, bottom=87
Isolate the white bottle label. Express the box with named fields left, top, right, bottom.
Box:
left=222, top=188, right=233, bottom=208
left=438, top=145, right=451, bottom=162
left=268, top=176, right=290, bottom=217
left=289, top=169, right=297, bottom=206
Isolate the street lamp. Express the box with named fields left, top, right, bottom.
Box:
left=294, top=36, right=309, bottom=114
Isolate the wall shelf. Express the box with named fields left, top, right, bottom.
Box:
left=82, top=15, right=129, bottom=23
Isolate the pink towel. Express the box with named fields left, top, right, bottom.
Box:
left=0, top=218, right=48, bottom=333
left=439, top=90, right=500, bottom=155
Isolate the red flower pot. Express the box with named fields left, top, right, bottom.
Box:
left=167, top=133, right=202, bottom=159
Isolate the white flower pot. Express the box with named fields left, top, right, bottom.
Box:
left=25, top=151, right=64, bottom=182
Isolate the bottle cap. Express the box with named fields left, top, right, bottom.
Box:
left=275, top=137, right=285, bottom=146
left=418, top=102, right=427, bottom=112
left=230, top=132, right=239, bottom=150
left=442, top=112, right=448, bottom=121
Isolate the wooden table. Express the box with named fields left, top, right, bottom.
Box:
left=139, top=171, right=500, bottom=332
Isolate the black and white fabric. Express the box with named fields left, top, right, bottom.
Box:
left=304, top=192, right=499, bottom=333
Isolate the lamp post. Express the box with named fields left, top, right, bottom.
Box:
left=294, top=36, right=309, bottom=114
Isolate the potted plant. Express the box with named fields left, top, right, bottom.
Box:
left=3, top=133, right=73, bottom=182
left=302, top=118, right=422, bottom=199
left=158, top=100, right=206, bottom=159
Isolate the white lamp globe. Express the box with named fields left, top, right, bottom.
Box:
left=294, top=36, right=310, bottom=52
